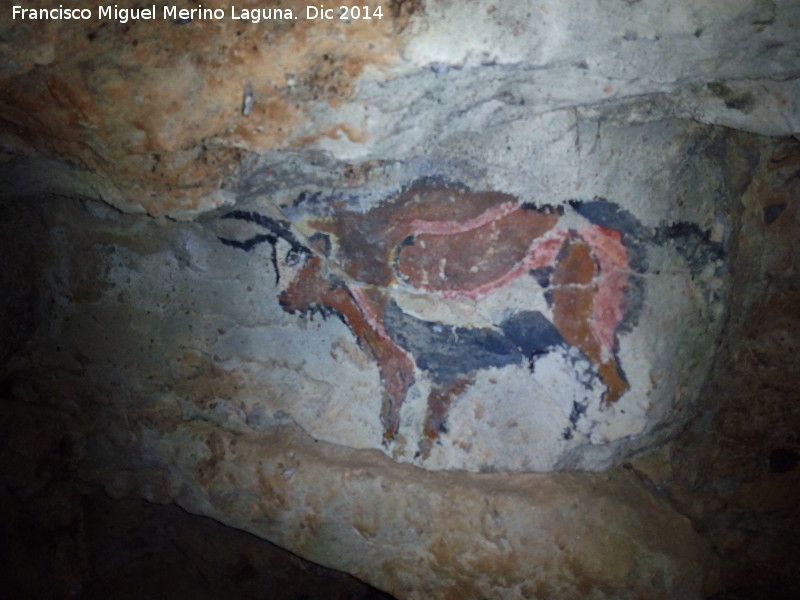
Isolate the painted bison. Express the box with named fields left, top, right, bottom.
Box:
left=219, top=179, right=641, bottom=457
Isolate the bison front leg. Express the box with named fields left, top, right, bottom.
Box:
left=279, top=258, right=415, bottom=443
left=374, top=342, right=416, bottom=444
left=348, top=287, right=416, bottom=443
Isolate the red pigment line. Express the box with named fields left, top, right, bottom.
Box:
left=578, top=225, right=627, bottom=271
left=592, top=275, right=627, bottom=355
left=578, top=225, right=628, bottom=353
left=408, top=201, right=519, bottom=236
left=522, top=230, right=571, bottom=270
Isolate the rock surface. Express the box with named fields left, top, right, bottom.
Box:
left=2, top=1, right=800, bottom=598
left=2, top=135, right=738, bottom=474
left=0, top=133, right=775, bottom=600
left=88, top=422, right=714, bottom=599
left=2, top=0, right=798, bottom=217
left=2, top=326, right=714, bottom=599
left=631, top=138, right=800, bottom=599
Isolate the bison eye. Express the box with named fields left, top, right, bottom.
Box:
left=285, top=248, right=307, bottom=267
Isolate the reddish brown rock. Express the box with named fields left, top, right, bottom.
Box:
left=0, top=0, right=415, bottom=217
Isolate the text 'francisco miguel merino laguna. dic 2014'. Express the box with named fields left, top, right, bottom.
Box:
left=11, top=4, right=386, bottom=23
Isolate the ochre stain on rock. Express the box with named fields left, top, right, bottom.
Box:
left=197, top=431, right=226, bottom=487
left=0, top=0, right=415, bottom=216
left=290, top=122, right=371, bottom=147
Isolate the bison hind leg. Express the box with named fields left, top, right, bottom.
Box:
left=598, top=359, right=629, bottom=406
left=417, top=377, right=473, bottom=459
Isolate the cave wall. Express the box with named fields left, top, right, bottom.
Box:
left=2, top=1, right=799, bottom=599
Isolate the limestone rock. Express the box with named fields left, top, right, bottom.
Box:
left=1, top=0, right=416, bottom=216
left=2, top=0, right=798, bottom=216
left=81, top=420, right=714, bottom=600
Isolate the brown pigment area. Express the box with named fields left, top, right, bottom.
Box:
left=551, top=239, right=597, bottom=286
left=387, top=183, right=518, bottom=225
left=550, top=238, right=628, bottom=404
left=551, top=240, right=600, bottom=363
left=395, top=206, right=559, bottom=292
left=310, top=183, right=531, bottom=286
left=596, top=360, right=629, bottom=405
left=311, top=214, right=397, bottom=285
left=552, top=285, right=599, bottom=361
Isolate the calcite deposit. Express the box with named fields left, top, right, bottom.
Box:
left=2, top=1, right=800, bottom=599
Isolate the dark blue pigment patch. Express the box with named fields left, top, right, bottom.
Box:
left=293, top=190, right=323, bottom=208
left=499, top=310, right=566, bottom=357
left=521, top=202, right=562, bottom=215
left=763, top=203, right=786, bottom=225
left=529, top=267, right=552, bottom=288
left=569, top=398, right=588, bottom=428
left=308, top=232, right=331, bottom=256
left=655, top=222, right=724, bottom=274
left=288, top=189, right=363, bottom=217
left=383, top=301, right=522, bottom=384
left=617, top=276, right=646, bottom=336
left=569, top=198, right=645, bottom=236
left=561, top=396, right=591, bottom=441
left=569, top=197, right=649, bottom=273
